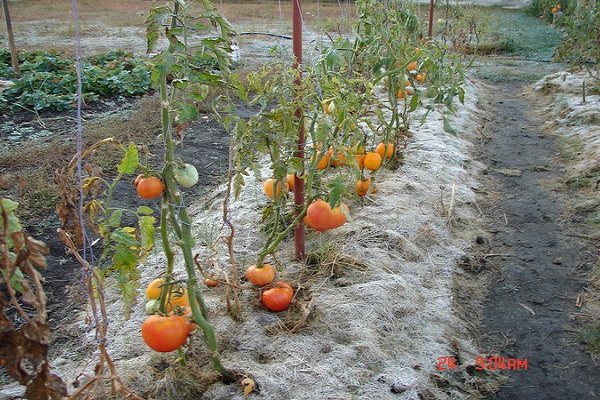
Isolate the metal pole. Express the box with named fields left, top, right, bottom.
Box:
left=292, top=0, right=305, bottom=261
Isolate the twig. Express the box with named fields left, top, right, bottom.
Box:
left=483, top=253, right=525, bottom=261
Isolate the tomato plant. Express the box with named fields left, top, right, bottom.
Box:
left=261, top=282, right=294, bottom=312
left=141, top=314, right=189, bottom=352
left=246, top=263, right=276, bottom=287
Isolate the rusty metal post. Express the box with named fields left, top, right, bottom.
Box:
left=292, top=0, right=305, bottom=261
left=428, top=0, right=434, bottom=38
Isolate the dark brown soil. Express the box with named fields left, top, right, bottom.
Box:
left=475, top=80, right=600, bottom=398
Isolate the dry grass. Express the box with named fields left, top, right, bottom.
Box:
left=0, top=96, right=161, bottom=219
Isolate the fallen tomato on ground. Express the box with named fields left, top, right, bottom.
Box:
left=261, top=281, right=294, bottom=312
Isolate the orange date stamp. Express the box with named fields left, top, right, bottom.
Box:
left=437, top=355, right=528, bottom=371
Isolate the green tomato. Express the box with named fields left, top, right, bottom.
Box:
left=145, top=299, right=161, bottom=315
left=174, top=164, right=199, bottom=188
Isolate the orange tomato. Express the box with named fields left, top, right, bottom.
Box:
left=316, top=147, right=334, bottom=170
left=355, top=154, right=366, bottom=170
left=263, top=178, right=287, bottom=199
left=133, top=173, right=144, bottom=187
left=355, top=178, right=371, bottom=197
left=205, top=277, right=219, bottom=287
left=286, top=173, right=296, bottom=191
left=167, top=288, right=191, bottom=312
left=376, top=142, right=394, bottom=159
left=407, top=61, right=418, bottom=71
left=306, top=199, right=349, bottom=232
left=146, top=278, right=164, bottom=300
left=246, top=263, right=276, bottom=287
left=137, top=176, right=164, bottom=199
left=363, top=152, right=382, bottom=171
left=416, top=73, right=425, bottom=83
left=331, top=150, right=347, bottom=167
left=261, top=282, right=294, bottom=312
left=141, top=315, right=189, bottom=352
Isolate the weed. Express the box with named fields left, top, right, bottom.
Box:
left=576, top=325, right=600, bottom=357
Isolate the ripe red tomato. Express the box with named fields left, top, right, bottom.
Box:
left=246, top=263, right=276, bottom=287
left=141, top=314, right=189, bottom=352
left=261, top=282, right=294, bottom=312
left=136, top=176, right=164, bottom=199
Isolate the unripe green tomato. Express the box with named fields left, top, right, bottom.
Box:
left=145, top=299, right=161, bottom=315
left=174, top=164, right=199, bottom=188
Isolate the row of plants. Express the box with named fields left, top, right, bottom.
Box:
left=0, top=49, right=151, bottom=113
left=3, top=0, right=469, bottom=397
left=528, top=0, right=599, bottom=72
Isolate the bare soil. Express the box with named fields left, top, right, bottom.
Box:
left=472, top=79, right=600, bottom=398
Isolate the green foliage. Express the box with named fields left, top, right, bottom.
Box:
left=0, top=49, right=151, bottom=114
left=221, top=0, right=468, bottom=262
left=528, top=0, right=598, bottom=72
left=553, top=0, right=600, bottom=71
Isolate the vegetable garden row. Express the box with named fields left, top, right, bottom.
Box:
left=1, top=0, right=597, bottom=398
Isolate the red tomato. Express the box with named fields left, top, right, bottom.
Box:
left=261, top=282, right=294, bottom=312
left=141, top=314, right=189, bottom=352
left=246, top=263, right=276, bottom=287
left=136, top=176, right=164, bottom=199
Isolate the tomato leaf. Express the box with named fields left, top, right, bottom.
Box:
left=118, top=143, right=139, bottom=174
left=408, top=92, right=420, bottom=112
left=1, top=199, right=22, bottom=235
left=442, top=114, right=457, bottom=136
left=111, top=228, right=140, bottom=247
left=327, top=176, right=345, bottom=207
left=175, top=102, right=200, bottom=126
left=137, top=206, right=154, bottom=215
left=108, top=210, right=122, bottom=228
left=139, top=215, right=156, bottom=253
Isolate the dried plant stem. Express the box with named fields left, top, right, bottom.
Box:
left=58, top=229, right=142, bottom=400
left=222, top=142, right=240, bottom=319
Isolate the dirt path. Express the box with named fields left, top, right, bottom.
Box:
left=476, top=80, right=600, bottom=398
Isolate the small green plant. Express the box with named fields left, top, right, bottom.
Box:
left=0, top=49, right=151, bottom=113
left=576, top=324, right=600, bottom=357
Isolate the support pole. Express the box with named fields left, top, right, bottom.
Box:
left=2, top=0, right=20, bottom=78
left=428, top=0, right=434, bottom=39
left=292, top=0, right=305, bottom=261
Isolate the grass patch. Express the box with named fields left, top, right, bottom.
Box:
left=480, top=8, right=562, bottom=60
left=576, top=325, right=600, bottom=357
